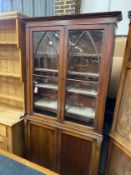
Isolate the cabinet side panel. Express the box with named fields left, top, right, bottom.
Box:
left=29, top=123, right=56, bottom=171
left=60, top=133, right=92, bottom=175
left=12, top=121, right=24, bottom=157
left=116, top=69, right=131, bottom=143
left=107, top=143, right=131, bottom=175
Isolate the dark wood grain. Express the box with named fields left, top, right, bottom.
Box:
left=25, top=12, right=121, bottom=174
left=25, top=117, right=102, bottom=175
left=29, top=122, right=57, bottom=171
left=60, top=133, right=92, bottom=175
left=23, top=11, right=122, bottom=22
left=25, top=13, right=120, bottom=134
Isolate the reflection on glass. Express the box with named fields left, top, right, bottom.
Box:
left=65, top=29, right=104, bottom=126
left=33, top=31, right=59, bottom=117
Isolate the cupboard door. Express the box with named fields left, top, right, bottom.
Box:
left=31, top=27, right=63, bottom=118
left=29, top=122, right=57, bottom=171
left=60, top=133, right=93, bottom=175
left=64, top=27, right=104, bottom=128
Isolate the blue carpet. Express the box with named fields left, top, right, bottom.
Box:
left=0, top=155, right=46, bottom=175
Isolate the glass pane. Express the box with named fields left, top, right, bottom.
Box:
left=65, top=29, right=104, bottom=127
left=33, top=31, right=59, bottom=117
left=116, top=70, right=131, bottom=143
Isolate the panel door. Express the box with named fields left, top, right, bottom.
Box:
left=28, top=121, right=57, bottom=171
left=27, top=26, right=64, bottom=120
left=62, top=25, right=110, bottom=132
left=60, top=131, right=100, bottom=175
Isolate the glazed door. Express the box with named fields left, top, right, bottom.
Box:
left=62, top=25, right=107, bottom=130
left=28, top=26, right=64, bottom=120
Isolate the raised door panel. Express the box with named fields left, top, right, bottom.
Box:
left=60, top=133, right=93, bottom=175
left=29, top=122, right=57, bottom=171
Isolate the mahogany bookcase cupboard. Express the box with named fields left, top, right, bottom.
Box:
left=25, top=12, right=121, bottom=175
left=105, top=12, right=131, bottom=175
left=0, top=12, right=27, bottom=156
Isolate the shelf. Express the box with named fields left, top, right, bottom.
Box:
left=71, top=53, right=102, bottom=57
left=36, top=83, right=58, bottom=90
left=34, top=99, right=95, bottom=119
left=34, top=68, right=98, bottom=78
left=34, top=68, right=99, bottom=77
left=34, top=99, right=57, bottom=111
left=35, top=52, right=58, bottom=57
left=0, top=41, right=17, bottom=45
left=34, top=68, right=58, bottom=73
left=33, top=74, right=53, bottom=79
left=0, top=28, right=16, bottom=32
left=34, top=68, right=98, bottom=77
left=65, top=105, right=95, bottom=119
left=67, top=87, right=97, bottom=96
left=68, top=71, right=99, bottom=77
left=0, top=79, right=21, bottom=85
left=67, top=78, right=98, bottom=84
left=35, top=83, right=97, bottom=96
left=0, top=57, right=18, bottom=61
left=0, top=104, right=24, bottom=126
left=0, top=93, right=23, bottom=102
left=0, top=72, right=20, bottom=78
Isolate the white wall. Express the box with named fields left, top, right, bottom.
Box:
left=81, top=0, right=110, bottom=13
left=80, top=0, right=131, bottom=35
left=110, top=0, right=131, bottom=35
